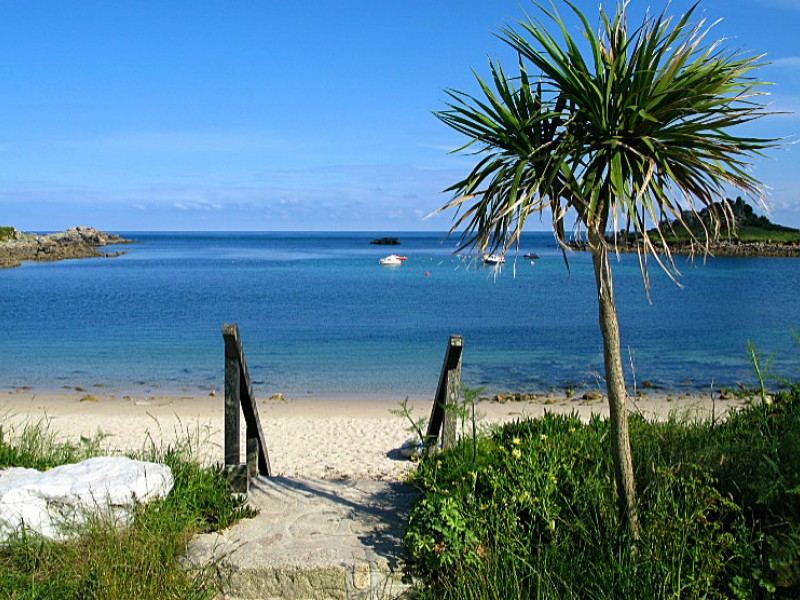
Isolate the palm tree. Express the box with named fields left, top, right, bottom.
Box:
left=434, top=0, right=778, bottom=539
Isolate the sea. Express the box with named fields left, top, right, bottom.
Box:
left=1, top=231, right=798, bottom=400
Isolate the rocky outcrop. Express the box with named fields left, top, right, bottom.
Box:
left=370, top=237, right=401, bottom=245
left=667, top=240, right=800, bottom=258
left=0, top=226, right=133, bottom=269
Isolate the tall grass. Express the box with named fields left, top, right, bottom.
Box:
left=0, top=418, right=255, bottom=599
left=406, top=383, right=800, bottom=598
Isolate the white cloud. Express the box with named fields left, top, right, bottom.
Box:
left=48, top=131, right=289, bottom=155
left=769, top=56, right=800, bottom=69
left=172, top=200, right=222, bottom=212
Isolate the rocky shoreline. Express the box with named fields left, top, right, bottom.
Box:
left=0, top=226, right=134, bottom=269
left=569, top=239, right=800, bottom=258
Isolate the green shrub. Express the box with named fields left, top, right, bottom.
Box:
left=406, top=390, right=800, bottom=598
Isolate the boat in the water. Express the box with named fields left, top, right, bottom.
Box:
left=483, top=253, right=506, bottom=265
left=379, top=254, right=404, bottom=266
left=523, top=253, right=539, bottom=260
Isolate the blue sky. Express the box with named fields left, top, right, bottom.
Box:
left=0, top=0, right=797, bottom=232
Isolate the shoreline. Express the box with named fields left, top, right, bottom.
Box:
left=0, top=388, right=749, bottom=481
left=568, top=239, right=800, bottom=258
left=0, top=373, right=739, bottom=405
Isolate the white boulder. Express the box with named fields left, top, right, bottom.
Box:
left=0, top=456, right=173, bottom=542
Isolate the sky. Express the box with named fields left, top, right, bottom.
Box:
left=0, top=0, right=798, bottom=232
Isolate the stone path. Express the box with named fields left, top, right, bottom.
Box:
left=186, top=477, right=419, bottom=600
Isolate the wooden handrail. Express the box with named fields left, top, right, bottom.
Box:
left=223, top=324, right=271, bottom=491
left=425, top=335, right=463, bottom=454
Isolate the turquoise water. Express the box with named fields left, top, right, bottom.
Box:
left=0, top=231, right=797, bottom=398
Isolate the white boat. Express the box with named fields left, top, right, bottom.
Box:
left=379, top=255, right=403, bottom=266
left=483, top=253, right=506, bottom=265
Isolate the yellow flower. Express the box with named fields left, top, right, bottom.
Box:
left=511, top=437, right=521, bottom=446
left=539, top=434, right=548, bottom=442
left=511, top=448, right=522, bottom=460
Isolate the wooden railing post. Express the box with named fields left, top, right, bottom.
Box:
left=223, top=324, right=272, bottom=493
left=425, top=335, right=463, bottom=455
left=224, top=332, right=241, bottom=469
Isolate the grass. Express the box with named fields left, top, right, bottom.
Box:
left=661, top=226, right=800, bottom=244
left=0, top=417, right=255, bottom=599
left=725, top=226, right=800, bottom=243
left=405, top=375, right=800, bottom=598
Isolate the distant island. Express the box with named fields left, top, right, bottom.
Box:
left=570, top=198, right=800, bottom=257
left=0, top=226, right=133, bottom=269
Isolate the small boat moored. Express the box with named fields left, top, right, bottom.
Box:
left=379, top=254, right=405, bottom=266
left=523, top=252, right=540, bottom=260
left=483, top=253, right=506, bottom=265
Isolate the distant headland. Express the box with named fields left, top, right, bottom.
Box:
left=570, top=198, right=800, bottom=258
left=0, top=226, right=133, bottom=269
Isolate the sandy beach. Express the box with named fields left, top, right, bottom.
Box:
left=0, top=388, right=747, bottom=481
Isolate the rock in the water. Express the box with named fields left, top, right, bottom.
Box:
left=0, top=456, right=173, bottom=542
left=370, top=237, right=400, bottom=245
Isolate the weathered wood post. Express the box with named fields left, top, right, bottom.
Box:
left=223, top=324, right=272, bottom=493
left=425, top=335, right=463, bottom=455
left=224, top=327, right=241, bottom=469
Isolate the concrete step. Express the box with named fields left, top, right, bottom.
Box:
left=185, top=477, right=419, bottom=599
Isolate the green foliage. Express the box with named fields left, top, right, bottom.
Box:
left=658, top=197, right=800, bottom=243
left=434, top=0, right=778, bottom=267
left=0, top=419, right=255, bottom=598
left=0, top=418, right=106, bottom=469
left=0, top=226, right=14, bottom=241
left=407, top=386, right=800, bottom=598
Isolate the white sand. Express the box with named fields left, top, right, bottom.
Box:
left=0, top=388, right=745, bottom=481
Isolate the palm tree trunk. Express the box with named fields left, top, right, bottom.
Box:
left=588, top=226, right=639, bottom=541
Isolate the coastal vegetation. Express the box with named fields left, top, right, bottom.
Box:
left=406, top=364, right=800, bottom=598
left=0, top=419, right=254, bottom=598
left=671, top=197, right=799, bottom=241
left=0, top=227, right=14, bottom=242
left=578, top=197, right=800, bottom=255
left=433, top=0, right=778, bottom=539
